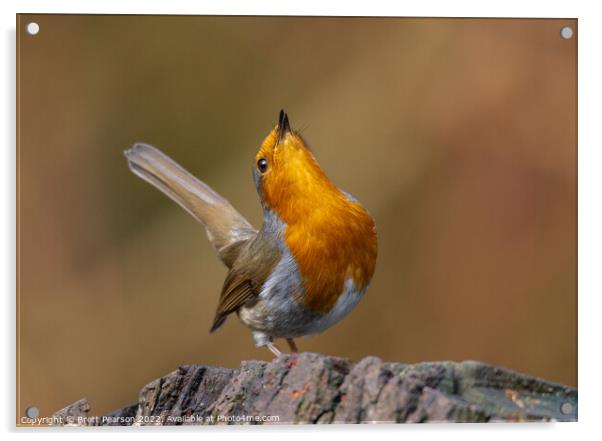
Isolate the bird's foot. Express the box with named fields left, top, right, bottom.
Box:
left=266, top=342, right=282, bottom=357
left=256, top=332, right=299, bottom=358
left=286, top=338, right=298, bottom=353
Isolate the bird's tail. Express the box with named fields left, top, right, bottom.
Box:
left=124, top=143, right=256, bottom=268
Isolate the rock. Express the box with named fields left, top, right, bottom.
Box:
left=51, top=398, right=91, bottom=426
left=52, top=353, right=577, bottom=425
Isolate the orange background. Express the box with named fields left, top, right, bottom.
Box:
left=17, top=15, right=577, bottom=419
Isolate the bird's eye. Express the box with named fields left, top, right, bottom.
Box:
left=257, top=158, right=268, bottom=173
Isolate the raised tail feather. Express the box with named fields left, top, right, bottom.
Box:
left=124, top=143, right=256, bottom=268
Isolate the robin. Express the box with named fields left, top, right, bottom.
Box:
left=124, top=111, right=377, bottom=356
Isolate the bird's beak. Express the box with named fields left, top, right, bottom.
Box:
left=277, top=109, right=291, bottom=144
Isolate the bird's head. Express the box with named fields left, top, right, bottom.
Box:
left=253, top=110, right=341, bottom=221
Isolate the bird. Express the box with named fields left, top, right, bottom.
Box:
left=124, top=110, right=378, bottom=356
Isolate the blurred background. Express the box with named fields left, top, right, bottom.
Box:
left=17, top=15, right=576, bottom=419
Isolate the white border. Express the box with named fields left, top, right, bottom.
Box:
left=3, top=0, right=585, bottom=17
left=2, top=0, right=600, bottom=440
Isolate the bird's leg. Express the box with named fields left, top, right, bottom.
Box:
left=266, top=341, right=282, bottom=357
left=286, top=338, right=298, bottom=353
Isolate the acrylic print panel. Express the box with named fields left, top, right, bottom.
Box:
left=16, top=15, right=577, bottom=425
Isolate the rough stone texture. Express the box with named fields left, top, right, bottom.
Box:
left=51, top=398, right=91, bottom=426
left=52, top=353, right=577, bottom=425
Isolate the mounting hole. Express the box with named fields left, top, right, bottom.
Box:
left=26, top=22, right=40, bottom=36
left=25, top=406, right=39, bottom=418
left=560, top=26, right=573, bottom=40
left=560, top=402, right=573, bottom=415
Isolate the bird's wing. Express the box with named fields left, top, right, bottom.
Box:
left=124, top=143, right=257, bottom=268
left=210, top=234, right=282, bottom=332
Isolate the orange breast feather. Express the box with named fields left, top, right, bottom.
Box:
left=258, top=130, right=377, bottom=313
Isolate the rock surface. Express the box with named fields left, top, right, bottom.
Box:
left=52, top=353, right=577, bottom=425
